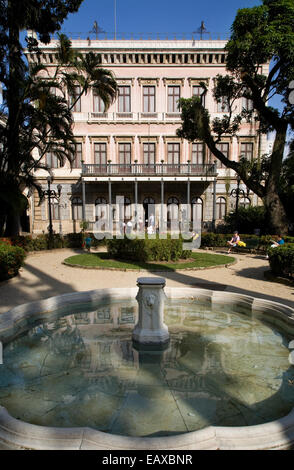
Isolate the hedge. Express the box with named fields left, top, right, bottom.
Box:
left=106, top=235, right=191, bottom=262
left=200, top=233, right=294, bottom=251
left=0, top=233, right=107, bottom=251
left=0, top=243, right=26, bottom=281
left=268, top=246, right=294, bottom=279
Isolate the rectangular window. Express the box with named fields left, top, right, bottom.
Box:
left=51, top=201, right=60, bottom=220
left=143, top=143, right=155, bottom=165
left=217, top=96, right=229, bottom=113
left=214, top=142, right=229, bottom=168
left=192, top=143, right=204, bottom=165
left=167, top=143, right=180, bottom=164
left=118, top=86, right=131, bottom=112
left=72, top=143, right=82, bottom=168
left=93, top=90, right=105, bottom=112
left=143, top=86, right=155, bottom=112
left=168, top=86, right=180, bottom=112
left=192, top=86, right=205, bottom=107
left=242, top=96, right=253, bottom=111
left=94, top=143, right=107, bottom=165
left=118, top=143, right=131, bottom=165
left=240, top=142, right=253, bottom=160
left=46, top=151, right=59, bottom=169
left=69, top=85, right=81, bottom=112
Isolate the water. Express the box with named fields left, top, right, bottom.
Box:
left=0, top=299, right=293, bottom=437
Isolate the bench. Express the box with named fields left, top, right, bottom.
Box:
left=233, top=238, right=260, bottom=254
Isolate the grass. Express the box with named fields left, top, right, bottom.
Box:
left=64, top=251, right=235, bottom=271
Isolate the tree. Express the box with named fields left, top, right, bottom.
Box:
left=177, top=0, right=294, bottom=234
left=0, top=1, right=117, bottom=235
left=279, top=141, right=294, bottom=229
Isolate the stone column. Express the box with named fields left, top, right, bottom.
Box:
left=132, top=277, right=169, bottom=346
left=82, top=179, right=86, bottom=221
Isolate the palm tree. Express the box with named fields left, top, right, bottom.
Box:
left=0, top=32, right=117, bottom=235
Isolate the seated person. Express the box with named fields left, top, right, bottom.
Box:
left=266, top=235, right=284, bottom=258
left=270, top=235, right=284, bottom=248
left=227, top=231, right=240, bottom=253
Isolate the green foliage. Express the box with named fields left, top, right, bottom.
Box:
left=268, top=246, right=294, bottom=279
left=224, top=206, right=267, bottom=234
left=106, top=236, right=191, bottom=263
left=177, top=0, right=294, bottom=233
left=63, top=232, right=83, bottom=248
left=0, top=243, right=26, bottom=281
left=0, top=2, right=117, bottom=236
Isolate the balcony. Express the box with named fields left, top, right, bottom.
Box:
left=82, top=162, right=217, bottom=177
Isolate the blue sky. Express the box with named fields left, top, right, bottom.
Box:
left=60, top=0, right=261, bottom=40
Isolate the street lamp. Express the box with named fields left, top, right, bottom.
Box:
left=42, top=176, right=62, bottom=247
left=230, top=175, right=250, bottom=229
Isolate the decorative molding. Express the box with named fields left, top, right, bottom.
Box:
left=138, top=78, right=160, bottom=86
left=88, top=136, right=110, bottom=143
left=188, top=77, right=210, bottom=86
left=117, top=78, right=135, bottom=86
left=114, top=136, right=135, bottom=143
left=163, top=78, right=185, bottom=86
left=138, top=136, right=159, bottom=143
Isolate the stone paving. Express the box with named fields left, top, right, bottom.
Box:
left=0, top=248, right=293, bottom=315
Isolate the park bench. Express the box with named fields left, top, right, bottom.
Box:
left=234, top=237, right=260, bottom=254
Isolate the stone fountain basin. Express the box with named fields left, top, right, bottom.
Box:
left=0, top=287, right=294, bottom=450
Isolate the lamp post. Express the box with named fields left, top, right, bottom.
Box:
left=42, top=177, right=62, bottom=247
left=230, top=175, right=249, bottom=228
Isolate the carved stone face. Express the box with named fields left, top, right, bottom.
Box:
left=143, top=293, right=156, bottom=309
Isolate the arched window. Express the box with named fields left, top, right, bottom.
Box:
left=95, top=197, right=107, bottom=221
left=124, top=197, right=132, bottom=221
left=167, top=196, right=179, bottom=226
left=239, top=197, right=251, bottom=209
left=216, top=197, right=227, bottom=219
left=143, top=197, right=155, bottom=227
left=51, top=198, right=60, bottom=220
left=72, top=197, right=82, bottom=220
left=191, top=197, right=203, bottom=223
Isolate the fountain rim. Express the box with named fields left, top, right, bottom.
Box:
left=0, top=286, right=294, bottom=450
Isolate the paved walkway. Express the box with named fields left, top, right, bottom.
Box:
left=0, top=248, right=293, bottom=314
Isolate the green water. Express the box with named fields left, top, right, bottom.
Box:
left=0, top=299, right=293, bottom=437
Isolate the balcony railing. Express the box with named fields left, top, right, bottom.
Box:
left=77, top=112, right=183, bottom=122
left=82, top=162, right=217, bottom=177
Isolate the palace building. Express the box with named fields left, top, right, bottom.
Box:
left=25, top=37, right=267, bottom=234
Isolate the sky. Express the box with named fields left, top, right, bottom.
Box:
left=59, top=0, right=261, bottom=40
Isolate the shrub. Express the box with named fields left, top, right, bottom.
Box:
left=268, top=246, right=294, bottom=279
left=10, top=235, right=35, bottom=252
left=32, top=234, right=49, bottom=251
left=224, top=206, right=267, bottom=234
left=106, top=235, right=191, bottom=262
left=63, top=232, right=83, bottom=248
left=0, top=244, right=26, bottom=281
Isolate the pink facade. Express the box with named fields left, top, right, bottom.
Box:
left=27, top=39, right=267, bottom=234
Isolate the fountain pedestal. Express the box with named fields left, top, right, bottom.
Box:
left=132, top=277, right=169, bottom=346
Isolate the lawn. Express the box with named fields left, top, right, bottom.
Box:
left=64, top=251, right=235, bottom=271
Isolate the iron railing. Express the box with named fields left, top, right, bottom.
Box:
left=82, top=162, right=217, bottom=176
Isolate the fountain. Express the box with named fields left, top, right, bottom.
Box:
left=0, top=279, right=294, bottom=450
left=132, top=277, right=169, bottom=347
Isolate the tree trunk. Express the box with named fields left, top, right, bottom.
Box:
left=263, top=123, right=289, bottom=235
left=263, top=189, right=288, bottom=235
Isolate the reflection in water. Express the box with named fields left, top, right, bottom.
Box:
left=0, top=299, right=294, bottom=437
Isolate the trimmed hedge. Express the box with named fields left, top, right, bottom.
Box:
left=0, top=232, right=107, bottom=251
left=200, top=233, right=294, bottom=251
left=268, top=246, right=294, bottom=279
left=0, top=243, right=26, bottom=281
left=106, top=236, right=191, bottom=262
